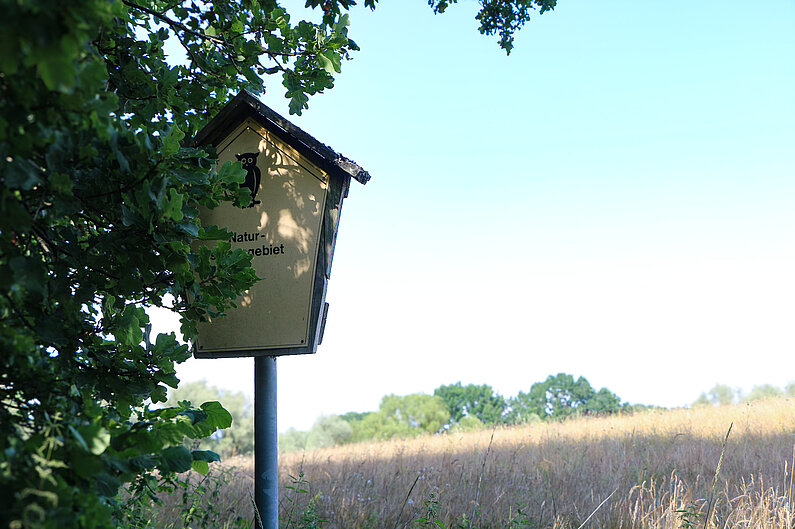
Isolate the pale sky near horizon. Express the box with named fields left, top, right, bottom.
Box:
left=150, top=0, right=795, bottom=432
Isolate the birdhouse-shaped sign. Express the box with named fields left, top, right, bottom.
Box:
left=192, top=91, right=370, bottom=358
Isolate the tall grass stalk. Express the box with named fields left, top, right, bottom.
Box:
left=702, top=423, right=732, bottom=529
left=394, top=474, right=421, bottom=529
left=469, top=425, right=497, bottom=529
left=575, top=488, right=617, bottom=529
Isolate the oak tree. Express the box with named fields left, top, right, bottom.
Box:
left=508, top=373, right=625, bottom=421
left=0, top=0, right=556, bottom=526
left=434, top=382, right=507, bottom=425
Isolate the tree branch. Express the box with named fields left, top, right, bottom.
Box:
left=121, top=0, right=230, bottom=48
left=121, top=0, right=316, bottom=62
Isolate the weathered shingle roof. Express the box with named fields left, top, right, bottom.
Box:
left=193, top=90, right=371, bottom=185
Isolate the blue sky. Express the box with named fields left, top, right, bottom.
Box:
left=153, top=0, right=795, bottom=431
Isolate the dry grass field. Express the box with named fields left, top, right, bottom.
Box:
left=158, top=397, right=795, bottom=528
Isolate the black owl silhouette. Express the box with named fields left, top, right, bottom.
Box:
left=236, top=152, right=261, bottom=207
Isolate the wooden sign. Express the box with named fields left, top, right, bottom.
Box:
left=192, top=91, right=369, bottom=358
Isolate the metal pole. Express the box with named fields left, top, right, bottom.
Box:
left=254, top=356, right=278, bottom=529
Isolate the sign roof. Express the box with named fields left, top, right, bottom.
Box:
left=193, top=90, right=371, bottom=186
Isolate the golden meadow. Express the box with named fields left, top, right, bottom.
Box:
left=151, top=397, right=795, bottom=528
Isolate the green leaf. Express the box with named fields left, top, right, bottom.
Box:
left=69, top=425, right=90, bottom=452
left=114, top=304, right=145, bottom=347
left=163, top=188, right=185, bottom=221
left=191, top=450, right=221, bottom=463
left=158, top=445, right=193, bottom=473
left=218, top=160, right=246, bottom=184
left=199, top=225, right=231, bottom=240
left=288, top=90, right=309, bottom=115
left=162, top=125, right=185, bottom=156
left=200, top=401, right=233, bottom=430
left=317, top=51, right=341, bottom=74
left=151, top=384, right=168, bottom=403
left=107, top=130, right=131, bottom=173
left=5, top=158, right=42, bottom=190
left=335, top=13, right=350, bottom=31
left=78, top=423, right=111, bottom=455
left=72, top=450, right=105, bottom=479
left=175, top=221, right=200, bottom=237
left=178, top=408, right=208, bottom=425
left=10, top=256, right=47, bottom=298
left=192, top=460, right=210, bottom=475
left=51, top=172, right=73, bottom=195
left=37, top=47, right=78, bottom=92
left=0, top=190, right=32, bottom=233
left=129, top=454, right=158, bottom=471
left=94, top=471, right=122, bottom=497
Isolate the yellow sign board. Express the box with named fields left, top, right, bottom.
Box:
left=195, top=118, right=329, bottom=354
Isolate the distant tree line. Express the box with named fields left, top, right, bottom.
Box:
left=167, top=373, right=631, bottom=455
left=160, top=376, right=795, bottom=456
left=279, top=373, right=634, bottom=453
left=693, top=382, right=795, bottom=407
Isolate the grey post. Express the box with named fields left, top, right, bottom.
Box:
left=254, top=356, right=278, bottom=529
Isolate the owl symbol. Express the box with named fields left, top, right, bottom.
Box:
left=236, top=152, right=261, bottom=207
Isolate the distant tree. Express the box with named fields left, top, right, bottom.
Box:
left=307, top=415, right=353, bottom=449
left=278, top=428, right=309, bottom=454
left=166, top=381, right=254, bottom=456
left=278, top=415, right=355, bottom=453
left=433, top=382, right=507, bottom=424
left=380, top=394, right=451, bottom=433
left=346, top=394, right=451, bottom=442
left=693, top=384, right=739, bottom=407
left=449, top=415, right=487, bottom=433
left=508, top=373, right=624, bottom=421
left=340, top=411, right=372, bottom=423
left=505, top=392, right=544, bottom=425
left=521, top=373, right=592, bottom=419
left=349, top=410, right=412, bottom=442
left=587, top=387, right=625, bottom=414
left=622, top=403, right=662, bottom=414
left=745, top=384, right=784, bottom=402
left=786, top=382, right=795, bottom=396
